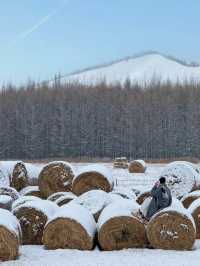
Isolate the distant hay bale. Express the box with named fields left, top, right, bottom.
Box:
left=38, top=161, right=74, bottom=198
left=0, top=195, right=13, bottom=210
left=72, top=190, right=111, bottom=222
left=10, top=162, right=28, bottom=191
left=113, top=157, right=128, bottom=169
left=136, top=191, right=151, bottom=205
left=161, top=161, right=200, bottom=199
left=0, top=186, right=19, bottom=201
left=55, top=192, right=77, bottom=207
left=188, top=198, right=200, bottom=239
left=147, top=199, right=196, bottom=250
left=129, top=160, right=146, bottom=173
left=98, top=200, right=147, bottom=250
left=43, top=204, right=96, bottom=250
left=13, top=200, right=57, bottom=245
left=0, top=209, right=21, bottom=261
left=181, top=191, right=200, bottom=208
left=12, top=196, right=41, bottom=211
left=19, top=186, right=41, bottom=198
left=72, top=165, right=113, bottom=196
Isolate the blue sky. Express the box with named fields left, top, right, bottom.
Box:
left=0, top=0, right=200, bottom=85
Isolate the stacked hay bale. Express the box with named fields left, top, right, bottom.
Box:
left=188, top=198, right=200, bottom=238
left=160, top=161, right=200, bottom=199
left=136, top=191, right=151, bottom=205
left=12, top=196, right=42, bottom=211
left=0, top=209, right=21, bottom=261
left=147, top=199, right=196, bottom=250
left=10, top=162, right=28, bottom=191
left=19, top=186, right=41, bottom=198
left=72, top=165, right=113, bottom=196
left=13, top=200, right=58, bottom=244
left=129, top=160, right=146, bottom=173
left=43, top=204, right=96, bottom=250
left=0, top=186, right=19, bottom=210
left=47, top=191, right=72, bottom=202
left=113, top=157, right=128, bottom=169
left=98, top=200, right=147, bottom=250
left=55, top=192, right=77, bottom=207
left=181, top=191, right=200, bottom=208
left=71, top=190, right=111, bottom=222
left=38, top=161, right=75, bottom=198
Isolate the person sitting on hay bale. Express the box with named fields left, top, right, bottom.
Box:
left=144, top=177, right=172, bottom=221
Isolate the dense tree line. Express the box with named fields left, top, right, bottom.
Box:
left=0, top=79, right=200, bottom=160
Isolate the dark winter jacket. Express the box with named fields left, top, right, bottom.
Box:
left=146, top=184, right=172, bottom=219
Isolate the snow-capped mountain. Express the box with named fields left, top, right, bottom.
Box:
left=63, top=53, right=200, bottom=85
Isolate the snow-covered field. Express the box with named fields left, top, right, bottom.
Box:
left=1, top=162, right=200, bottom=266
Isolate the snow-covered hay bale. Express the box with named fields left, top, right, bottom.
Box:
left=0, top=186, right=19, bottom=201
left=0, top=195, right=13, bottom=210
left=136, top=191, right=151, bottom=205
left=38, top=161, right=74, bottom=198
left=161, top=161, right=200, bottom=199
left=47, top=191, right=70, bottom=202
left=13, top=200, right=57, bottom=245
left=129, top=160, right=146, bottom=173
left=10, top=162, right=28, bottom=191
left=43, top=204, right=96, bottom=250
left=147, top=199, right=196, bottom=250
left=19, top=186, right=41, bottom=198
left=72, top=165, right=113, bottom=196
left=12, top=196, right=41, bottom=211
left=181, top=191, right=200, bottom=209
left=98, top=200, right=147, bottom=250
left=72, top=190, right=111, bottom=221
left=0, top=209, right=21, bottom=261
left=189, top=198, right=200, bottom=239
left=113, top=157, right=128, bottom=169
left=55, top=192, right=77, bottom=207
left=110, top=188, right=137, bottom=200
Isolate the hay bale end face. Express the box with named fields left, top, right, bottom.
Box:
left=72, top=165, right=113, bottom=196
left=13, top=200, right=57, bottom=245
left=129, top=160, right=146, bottom=173
left=38, top=161, right=74, bottom=198
left=0, top=209, right=21, bottom=261
left=11, top=162, right=28, bottom=191
left=43, top=204, right=96, bottom=250
left=147, top=200, right=196, bottom=250
left=98, top=200, right=147, bottom=250
left=0, top=186, right=20, bottom=210
left=181, top=191, right=200, bottom=208
left=189, top=198, right=200, bottom=239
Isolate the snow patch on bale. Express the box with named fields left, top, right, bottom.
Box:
left=19, top=186, right=41, bottom=198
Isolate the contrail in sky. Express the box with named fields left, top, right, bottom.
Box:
left=10, top=0, right=69, bottom=46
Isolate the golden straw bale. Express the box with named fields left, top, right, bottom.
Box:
left=129, top=160, right=146, bottom=173
left=11, top=162, right=28, bottom=191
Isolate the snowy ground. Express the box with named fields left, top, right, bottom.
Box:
left=1, top=162, right=200, bottom=266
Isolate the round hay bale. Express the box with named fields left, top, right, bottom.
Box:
left=188, top=198, right=200, bottom=239
left=161, top=161, right=200, bottom=199
left=110, top=188, right=137, bottom=200
left=19, top=186, right=41, bottom=198
left=129, top=160, right=146, bottom=173
left=43, top=204, right=96, bottom=250
left=0, top=186, right=19, bottom=201
left=13, top=200, right=57, bottom=245
left=12, top=196, right=41, bottom=211
left=0, top=195, right=13, bottom=210
left=11, top=162, right=28, bottom=191
left=113, top=157, right=128, bottom=169
left=38, top=161, right=74, bottom=198
left=72, top=190, right=111, bottom=221
left=72, top=165, right=113, bottom=196
left=136, top=191, right=151, bottom=205
left=181, top=191, right=200, bottom=208
left=47, top=191, right=71, bottom=202
left=0, top=209, right=21, bottom=261
left=98, top=200, right=147, bottom=250
left=55, top=192, right=77, bottom=207
left=147, top=199, right=196, bottom=250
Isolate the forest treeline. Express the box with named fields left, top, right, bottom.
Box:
left=0, top=79, right=200, bottom=160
